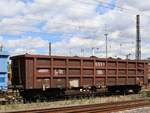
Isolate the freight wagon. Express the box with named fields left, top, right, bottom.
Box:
left=11, top=54, right=148, bottom=101
left=0, top=47, right=11, bottom=103
left=0, top=48, right=9, bottom=93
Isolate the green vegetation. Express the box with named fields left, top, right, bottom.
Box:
left=0, top=94, right=145, bottom=112
left=140, top=91, right=150, bottom=98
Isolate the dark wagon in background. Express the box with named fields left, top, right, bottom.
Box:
left=11, top=54, right=148, bottom=101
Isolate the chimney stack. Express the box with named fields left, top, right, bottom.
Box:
left=135, top=15, right=141, bottom=60
left=49, top=42, right=51, bottom=56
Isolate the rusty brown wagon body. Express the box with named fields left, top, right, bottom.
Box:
left=10, top=54, right=148, bottom=100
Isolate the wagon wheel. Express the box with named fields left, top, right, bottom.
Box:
left=119, top=88, right=128, bottom=95
left=133, top=88, right=140, bottom=94
left=33, top=94, right=41, bottom=102
left=133, top=86, right=141, bottom=94
left=90, top=89, right=96, bottom=97
left=40, top=96, right=47, bottom=102
left=107, top=87, right=116, bottom=95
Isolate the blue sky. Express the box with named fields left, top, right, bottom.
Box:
left=0, top=0, right=150, bottom=59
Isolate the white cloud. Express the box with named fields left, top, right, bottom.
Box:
left=0, top=36, right=49, bottom=55
left=0, top=36, right=3, bottom=47
left=124, top=0, right=150, bottom=12
left=0, top=0, right=123, bottom=35
left=0, top=0, right=150, bottom=58
left=0, top=0, right=26, bottom=17
left=52, top=36, right=104, bottom=49
left=0, top=15, right=41, bottom=35
left=6, top=36, right=48, bottom=48
left=13, top=48, right=36, bottom=55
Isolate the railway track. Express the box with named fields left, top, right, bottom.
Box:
left=6, top=99, right=150, bottom=113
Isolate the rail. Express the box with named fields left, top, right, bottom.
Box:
left=5, top=99, right=150, bottom=113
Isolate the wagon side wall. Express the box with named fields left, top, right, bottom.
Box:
left=11, top=55, right=148, bottom=90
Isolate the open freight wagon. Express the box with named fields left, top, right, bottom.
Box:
left=11, top=54, right=148, bottom=100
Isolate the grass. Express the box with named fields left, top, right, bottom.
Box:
left=0, top=94, right=145, bottom=112
left=140, top=91, right=150, bottom=98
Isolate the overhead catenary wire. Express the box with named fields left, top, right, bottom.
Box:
left=3, top=0, right=149, bottom=35
left=1, top=0, right=149, bottom=35
left=74, top=0, right=150, bottom=18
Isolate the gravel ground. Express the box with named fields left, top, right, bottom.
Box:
left=0, top=94, right=145, bottom=112
left=114, top=107, right=150, bottom=113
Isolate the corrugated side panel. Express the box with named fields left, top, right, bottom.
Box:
left=11, top=59, right=19, bottom=86
left=95, top=77, right=105, bottom=87
left=35, top=58, right=51, bottom=89
left=26, top=58, right=34, bottom=89
left=118, top=77, right=126, bottom=85
left=144, top=62, right=148, bottom=85
left=53, top=78, right=66, bottom=88
left=107, top=77, right=116, bottom=86
left=68, top=60, right=80, bottom=67
left=11, top=57, right=25, bottom=89
left=82, top=78, right=93, bottom=88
